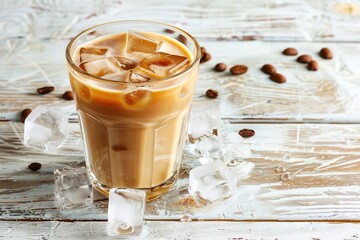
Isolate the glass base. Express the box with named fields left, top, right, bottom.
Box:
left=91, top=172, right=178, bottom=202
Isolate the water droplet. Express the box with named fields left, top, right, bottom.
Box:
left=227, top=159, right=240, bottom=167
left=275, top=166, right=287, bottom=173
left=116, top=223, right=134, bottom=234
left=280, top=172, right=293, bottom=182
left=180, top=214, right=192, bottom=222
left=283, top=154, right=291, bottom=160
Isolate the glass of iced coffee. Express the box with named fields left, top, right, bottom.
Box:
left=66, top=21, right=200, bottom=201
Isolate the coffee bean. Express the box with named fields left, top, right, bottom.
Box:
left=200, top=52, right=211, bottom=63
left=177, top=34, right=187, bottom=45
left=200, top=47, right=206, bottom=56
left=269, top=73, right=286, bottom=83
left=261, top=64, right=276, bottom=75
left=28, top=162, right=41, bottom=171
left=239, top=129, right=255, bottom=138
left=205, top=89, right=218, bottom=98
left=230, top=65, right=248, bottom=75
left=296, top=55, right=312, bottom=63
left=307, top=60, right=319, bottom=71
left=214, top=63, right=227, bottom=72
left=37, top=86, right=54, bottom=95
left=319, top=48, right=333, bottom=59
left=62, top=91, right=74, bottom=100
left=20, top=108, right=32, bottom=123
left=282, top=48, right=298, bottom=56
left=164, top=28, right=175, bottom=34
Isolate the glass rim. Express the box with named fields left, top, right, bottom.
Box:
left=65, top=20, right=201, bottom=85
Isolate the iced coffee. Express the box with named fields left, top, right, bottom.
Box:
left=66, top=21, right=200, bottom=200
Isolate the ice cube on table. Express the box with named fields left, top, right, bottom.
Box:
left=24, top=105, right=68, bottom=152
left=222, top=143, right=252, bottom=163
left=227, top=160, right=255, bottom=181
left=107, top=188, right=146, bottom=236
left=188, top=101, right=220, bottom=142
left=80, top=47, right=108, bottom=63
left=126, top=31, right=162, bottom=54
left=79, top=56, right=137, bottom=79
left=138, top=52, right=190, bottom=79
left=54, top=167, right=93, bottom=210
left=194, top=134, right=223, bottom=164
left=189, top=160, right=236, bottom=204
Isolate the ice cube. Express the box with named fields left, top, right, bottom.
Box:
left=79, top=56, right=137, bottom=78
left=54, top=167, right=93, bottom=210
left=139, top=52, right=190, bottom=79
left=188, top=160, right=236, bottom=204
left=24, top=105, right=68, bottom=152
left=194, top=135, right=223, bottom=164
left=126, top=31, right=162, bottom=54
left=188, top=101, right=220, bottom=142
left=122, top=89, right=151, bottom=109
left=228, top=160, right=255, bottom=180
left=101, top=71, right=131, bottom=82
left=107, top=188, right=146, bottom=236
left=129, top=71, right=151, bottom=83
left=223, top=144, right=252, bottom=163
left=80, top=47, right=108, bottom=63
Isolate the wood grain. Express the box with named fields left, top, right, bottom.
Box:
left=1, top=122, right=360, bottom=221
left=2, top=0, right=360, bottom=238
left=1, top=220, right=360, bottom=239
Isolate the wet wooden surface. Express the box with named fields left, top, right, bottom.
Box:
left=1, top=0, right=360, bottom=239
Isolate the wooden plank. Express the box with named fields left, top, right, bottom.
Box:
left=1, top=122, right=360, bottom=221
left=1, top=41, right=360, bottom=122
left=195, top=41, right=360, bottom=122
left=4, top=0, right=359, bottom=41
left=0, top=220, right=359, bottom=239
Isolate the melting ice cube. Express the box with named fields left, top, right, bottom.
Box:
left=188, top=101, right=220, bottom=142
left=139, top=52, right=190, bottom=79
left=194, top=134, right=223, bottom=164
left=24, top=105, right=68, bottom=152
left=54, top=167, right=93, bottom=210
left=107, top=188, right=146, bottom=236
left=189, top=160, right=236, bottom=204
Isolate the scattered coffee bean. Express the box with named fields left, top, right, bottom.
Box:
left=214, top=63, right=227, bottom=72
left=200, top=47, right=206, bottom=56
left=307, top=60, right=319, bottom=71
left=177, top=34, right=187, bottom=45
left=164, top=28, right=175, bottom=34
left=296, top=55, right=312, bottom=64
left=269, top=73, right=286, bottom=83
left=282, top=48, right=298, bottom=56
left=37, top=86, right=54, bottom=95
left=239, top=129, right=255, bottom=138
left=200, top=52, right=211, bottom=63
left=205, top=89, right=218, bottom=98
left=230, top=65, right=248, bottom=75
left=21, top=108, right=32, bottom=123
left=319, top=48, right=333, bottom=59
left=62, top=91, right=74, bottom=100
left=28, top=162, right=41, bottom=171
left=261, top=64, right=276, bottom=75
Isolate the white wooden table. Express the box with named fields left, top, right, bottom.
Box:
left=1, top=0, right=360, bottom=239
